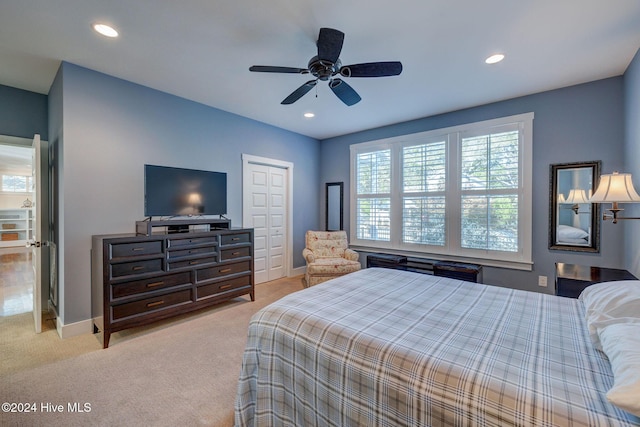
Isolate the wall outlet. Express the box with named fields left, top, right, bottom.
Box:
left=538, top=275, right=548, bottom=287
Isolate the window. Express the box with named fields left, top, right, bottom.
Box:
left=1, top=174, right=31, bottom=193
left=350, top=113, right=533, bottom=269
left=355, top=149, right=391, bottom=241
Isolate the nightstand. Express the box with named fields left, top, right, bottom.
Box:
left=555, top=263, right=637, bottom=298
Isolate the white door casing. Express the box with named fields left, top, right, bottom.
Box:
left=31, top=134, right=42, bottom=333
left=242, top=154, right=293, bottom=284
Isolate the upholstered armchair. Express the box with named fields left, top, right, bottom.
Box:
left=302, top=230, right=361, bottom=287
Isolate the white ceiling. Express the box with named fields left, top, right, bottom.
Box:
left=0, top=0, right=639, bottom=140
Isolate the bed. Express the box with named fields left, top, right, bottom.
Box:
left=234, top=268, right=640, bottom=426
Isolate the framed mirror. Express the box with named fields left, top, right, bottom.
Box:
left=549, top=161, right=600, bottom=252
left=326, top=182, right=344, bottom=231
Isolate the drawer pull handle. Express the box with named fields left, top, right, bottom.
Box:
left=232, top=251, right=241, bottom=256
left=190, top=260, right=198, bottom=265
left=231, top=237, right=240, bottom=241
left=220, top=284, right=232, bottom=290
left=132, top=266, right=144, bottom=271
left=147, top=300, right=164, bottom=308
left=219, top=268, right=232, bottom=273
left=132, top=247, right=145, bottom=251
left=146, top=281, right=164, bottom=288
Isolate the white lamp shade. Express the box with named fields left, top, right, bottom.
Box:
left=564, top=189, right=589, bottom=204
left=188, top=193, right=202, bottom=205
left=590, top=172, right=640, bottom=203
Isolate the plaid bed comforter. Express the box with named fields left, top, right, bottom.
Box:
left=234, top=268, right=640, bottom=426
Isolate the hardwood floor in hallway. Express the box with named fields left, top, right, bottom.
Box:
left=0, top=247, right=33, bottom=316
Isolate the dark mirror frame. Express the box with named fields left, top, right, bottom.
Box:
left=549, top=161, right=600, bottom=252
left=326, top=182, right=344, bottom=231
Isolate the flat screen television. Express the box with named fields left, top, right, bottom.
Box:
left=144, top=164, right=227, bottom=217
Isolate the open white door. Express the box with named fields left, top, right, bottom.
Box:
left=30, top=134, right=42, bottom=333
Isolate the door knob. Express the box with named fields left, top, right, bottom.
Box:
left=26, top=241, right=48, bottom=248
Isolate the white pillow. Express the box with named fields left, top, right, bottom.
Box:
left=598, top=323, right=640, bottom=416
left=557, top=224, right=589, bottom=239
left=579, top=280, right=640, bottom=350
left=558, top=237, right=589, bottom=244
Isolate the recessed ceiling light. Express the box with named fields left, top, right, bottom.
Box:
left=485, top=54, right=505, bottom=64
left=93, top=23, right=119, bottom=38
left=303, top=112, right=315, bottom=118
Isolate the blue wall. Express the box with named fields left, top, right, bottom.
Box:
left=0, top=84, right=48, bottom=140
left=51, top=62, right=320, bottom=325
left=4, top=56, right=639, bottom=325
left=624, top=48, right=640, bottom=277
left=320, top=77, right=627, bottom=293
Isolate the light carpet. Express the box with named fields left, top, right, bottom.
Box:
left=0, top=276, right=303, bottom=427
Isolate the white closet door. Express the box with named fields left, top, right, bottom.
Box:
left=267, top=167, right=285, bottom=280
left=243, top=161, right=288, bottom=284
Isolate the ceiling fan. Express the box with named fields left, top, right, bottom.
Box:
left=249, top=28, right=403, bottom=106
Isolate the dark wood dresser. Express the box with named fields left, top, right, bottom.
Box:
left=92, top=228, right=254, bottom=348
left=555, top=262, right=637, bottom=298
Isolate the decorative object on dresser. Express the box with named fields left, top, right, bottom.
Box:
left=555, top=262, right=637, bottom=298
left=92, top=227, right=254, bottom=348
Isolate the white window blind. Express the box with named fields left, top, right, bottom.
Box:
left=460, top=129, right=519, bottom=252
left=355, top=149, right=391, bottom=241
left=402, top=141, right=446, bottom=246
left=350, top=113, right=533, bottom=269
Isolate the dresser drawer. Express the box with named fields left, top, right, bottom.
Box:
left=220, top=232, right=251, bottom=246
left=220, top=246, right=251, bottom=261
left=110, top=240, right=163, bottom=258
left=167, top=236, right=218, bottom=248
left=167, top=256, right=218, bottom=270
left=110, top=258, right=163, bottom=279
left=111, top=272, right=191, bottom=299
left=111, top=289, right=192, bottom=321
left=168, top=245, right=217, bottom=259
left=197, top=275, right=251, bottom=300
left=195, top=260, right=251, bottom=283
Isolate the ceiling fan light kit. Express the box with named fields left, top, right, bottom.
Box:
left=249, top=28, right=403, bottom=106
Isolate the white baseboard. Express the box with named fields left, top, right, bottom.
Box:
left=291, top=266, right=306, bottom=277
left=56, top=316, right=94, bottom=339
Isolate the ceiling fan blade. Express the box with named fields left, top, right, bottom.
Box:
left=250, top=65, right=308, bottom=74
left=281, top=80, right=317, bottom=105
left=317, top=28, right=344, bottom=63
left=329, top=78, right=361, bottom=106
left=339, top=61, right=403, bottom=77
